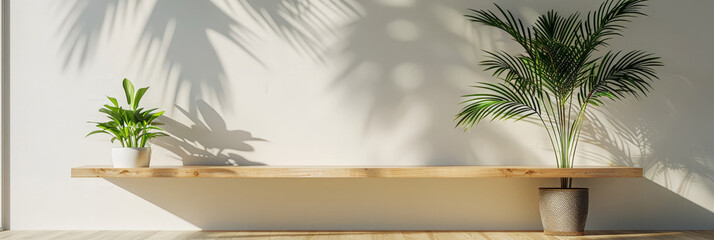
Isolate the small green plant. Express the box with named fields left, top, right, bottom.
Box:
left=457, top=0, right=661, bottom=188
left=87, top=78, right=168, bottom=147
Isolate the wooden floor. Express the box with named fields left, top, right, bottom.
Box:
left=0, top=231, right=712, bottom=240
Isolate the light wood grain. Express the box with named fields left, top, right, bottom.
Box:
left=0, top=231, right=712, bottom=240
left=71, top=165, right=643, bottom=178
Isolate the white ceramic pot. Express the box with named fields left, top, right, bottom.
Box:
left=111, top=147, right=151, bottom=168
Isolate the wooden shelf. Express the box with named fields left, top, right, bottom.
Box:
left=71, top=165, right=643, bottom=178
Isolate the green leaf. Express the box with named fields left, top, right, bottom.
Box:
left=133, top=87, right=149, bottom=110
left=86, top=130, right=110, bottom=137
left=107, top=96, right=119, bottom=107
left=147, top=126, right=165, bottom=131
left=103, top=104, right=119, bottom=112
left=122, top=78, right=135, bottom=106
left=455, top=82, right=541, bottom=129
left=147, top=111, right=164, bottom=123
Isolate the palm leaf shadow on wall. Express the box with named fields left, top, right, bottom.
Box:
left=58, top=0, right=126, bottom=70
left=236, top=0, right=362, bottom=63
left=582, top=108, right=714, bottom=196
left=134, top=0, right=259, bottom=109
left=154, top=100, right=265, bottom=166
left=59, top=0, right=361, bottom=109
left=330, top=0, right=537, bottom=164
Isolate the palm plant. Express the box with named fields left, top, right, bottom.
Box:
left=87, top=78, right=168, bottom=148
left=456, top=0, right=661, bottom=188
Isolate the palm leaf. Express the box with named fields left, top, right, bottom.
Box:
left=579, top=50, right=661, bottom=105
left=466, top=4, right=533, bottom=52
left=456, top=82, right=541, bottom=129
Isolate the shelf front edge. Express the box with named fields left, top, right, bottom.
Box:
left=71, top=166, right=644, bottom=178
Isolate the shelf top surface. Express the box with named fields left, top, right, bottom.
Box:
left=72, top=165, right=643, bottom=178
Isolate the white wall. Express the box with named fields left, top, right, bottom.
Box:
left=7, top=0, right=714, bottom=230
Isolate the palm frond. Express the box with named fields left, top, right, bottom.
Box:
left=534, top=11, right=582, bottom=46
left=456, top=82, right=542, bottom=130
left=580, top=0, right=649, bottom=49
left=579, top=50, right=661, bottom=105
left=466, top=4, right=533, bottom=52
left=481, top=51, right=543, bottom=91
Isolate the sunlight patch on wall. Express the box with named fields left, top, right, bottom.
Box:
left=376, top=0, right=415, bottom=8
left=391, top=63, right=425, bottom=92
left=386, top=20, right=420, bottom=42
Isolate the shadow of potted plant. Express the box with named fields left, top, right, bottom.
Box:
left=153, top=100, right=266, bottom=166
left=458, top=0, right=661, bottom=236
left=87, top=78, right=168, bottom=167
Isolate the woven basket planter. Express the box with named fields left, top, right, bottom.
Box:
left=539, top=188, right=589, bottom=236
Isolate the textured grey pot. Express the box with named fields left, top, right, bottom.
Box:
left=539, top=188, right=589, bottom=236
